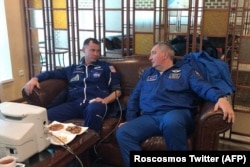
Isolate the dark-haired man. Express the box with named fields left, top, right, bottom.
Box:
left=24, top=38, right=121, bottom=133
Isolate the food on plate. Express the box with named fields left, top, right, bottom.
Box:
left=49, top=123, right=64, bottom=131
left=66, top=125, right=82, bottom=134
left=51, top=135, right=67, bottom=144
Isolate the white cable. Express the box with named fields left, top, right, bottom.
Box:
left=93, top=90, right=123, bottom=159
left=47, top=132, right=84, bottom=167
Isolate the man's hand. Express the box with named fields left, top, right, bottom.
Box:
left=93, top=97, right=107, bottom=104
left=24, top=77, right=40, bottom=96
left=118, top=122, right=127, bottom=127
left=214, top=97, right=235, bottom=123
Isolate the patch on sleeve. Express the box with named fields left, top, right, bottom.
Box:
left=109, top=65, right=116, bottom=72
left=147, top=75, right=157, bottom=81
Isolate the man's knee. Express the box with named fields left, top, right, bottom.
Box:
left=86, top=103, right=106, bottom=116
left=162, top=114, right=186, bottom=130
left=116, top=126, right=123, bottom=139
left=116, top=125, right=128, bottom=141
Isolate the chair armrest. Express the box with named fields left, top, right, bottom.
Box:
left=22, top=79, right=67, bottom=108
left=193, top=101, right=232, bottom=150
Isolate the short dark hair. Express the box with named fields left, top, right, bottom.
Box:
left=83, top=38, right=100, bottom=46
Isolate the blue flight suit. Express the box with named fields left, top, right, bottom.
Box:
left=183, top=51, right=235, bottom=95
left=116, top=60, right=226, bottom=167
left=36, top=59, right=121, bottom=133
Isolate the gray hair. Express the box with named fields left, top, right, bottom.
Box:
left=154, top=41, right=175, bottom=60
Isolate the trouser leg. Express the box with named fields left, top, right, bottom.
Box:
left=83, top=102, right=107, bottom=133
left=116, top=115, right=161, bottom=167
left=159, top=109, right=194, bottom=150
left=47, top=101, right=82, bottom=122
left=48, top=100, right=106, bottom=133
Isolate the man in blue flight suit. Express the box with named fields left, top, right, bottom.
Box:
left=116, top=42, right=235, bottom=167
left=24, top=38, right=121, bottom=133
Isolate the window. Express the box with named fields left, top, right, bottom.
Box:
left=0, top=0, right=13, bottom=83
left=24, top=0, right=130, bottom=76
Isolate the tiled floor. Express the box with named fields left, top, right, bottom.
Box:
left=218, top=138, right=250, bottom=151
left=218, top=132, right=250, bottom=151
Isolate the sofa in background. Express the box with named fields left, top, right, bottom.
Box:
left=102, top=35, right=133, bottom=56
left=22, top=56, right=232, bottom=167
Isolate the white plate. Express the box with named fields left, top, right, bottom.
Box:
left=50, top=131, right=76, bottom=145
left=48, top=121, right=88, bottom=145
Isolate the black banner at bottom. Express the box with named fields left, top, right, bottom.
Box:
left=130, top=151, right=250, bottom=167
